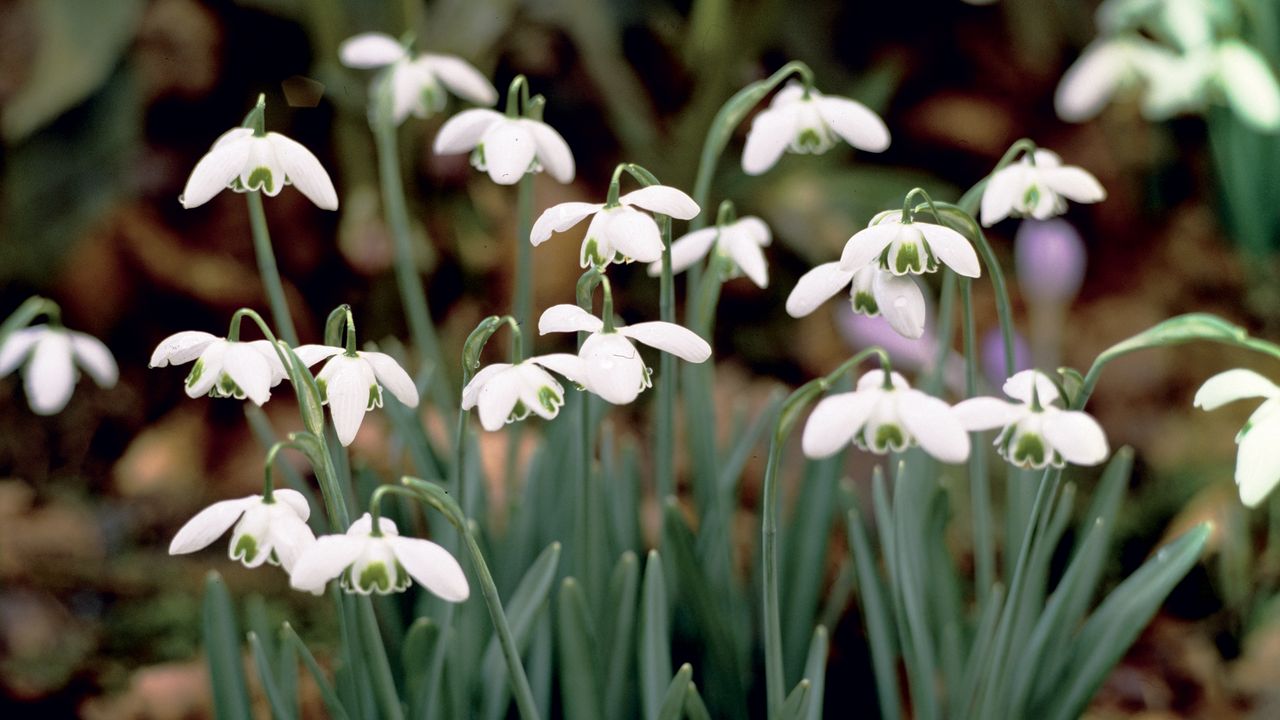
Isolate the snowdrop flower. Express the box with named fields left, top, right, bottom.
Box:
left=801, top=369, right=970, bottom=464
left=461, top=355, right=580, bottom=431
left=839, top=211, right=981, bottom=279
left=1096, top=0, right=1219, bottom=51
left=532, top=186, right=699, bottom=267
left=537, top=304, right=711, bottom=405
left=179, top=97, right=338, bottom=210
left=980, top=149, right=1106, bottom=227
left=954, top=370, right=1109, bottom=469
left=338, top=32, right=497, bottom=124
left=434, top=108, right=574, bottom=185
left=646, top=216, right=772, bottom=288
left=787, top=262, right=926, bottom=339
left=290, top=513, right=469, bottom=599
left=293, top=345, right=419, bottom=446
left=169, top=490, right=315, bottom=572
left=0, top=324, right=117, bottom=415
left=743, top=82, right=890, bottom=175
left=1194, top=369, right=1280, bottom=507
left=149, top=331, right=286, bottom=406
left=1055, top=37, right=1168, bottom=123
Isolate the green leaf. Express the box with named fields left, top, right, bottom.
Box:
left=639, top=550, right=672, bottom=720
left=482, top=541, right=562, bottom=720
left=401, top=618, right=438, bottom=711
left=801, top=626, right=828, bottom=720
left=276, top=341, right=326, bottom=437
left=656, top=663, right=693, bottom=720
left=556, top=578, right=603, bottom=720
left=779, top=679, right=811, bottom=720
left=844, top=507, right=900, bottom=720
left=201, top=572, right=252, bottom=720
left=782, top=454, right=841, bottom=677
left=684, top=682, right=713, bottom=720
left=248, top=631, right=295, bottom=720
left=604, top=552, right=641, bottom=720
left=282, top=623, right=350, bottom=720
left=718, top=390, right=783, bottom=496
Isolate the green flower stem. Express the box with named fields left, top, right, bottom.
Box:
left=515, top=174, right=535, bottom=358
left=372, top=104, right=453, bottom=417
left=402, top=478, right=542, bottom=720
left=761, top=347, right=889, bottom=719
left=260, top=440, right=306, bottom=502
left=246, top=191, right=300, bottom=347
left=961, top=279, right=994, bottom=600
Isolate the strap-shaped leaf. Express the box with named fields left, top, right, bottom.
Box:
left=249, top=631, right=295, bottom=720
left=639, top=550, right=672, bottom=720
left=801, top=626, right=828, bottom=720
left=401, top=618, right=438, bottom=712
left=482, top=542, right=562, bottom=720
left=656, top=663, right=693, bottom=720
left=282, top=623, right=350, bottom=720
left=780, top=679, right=811, bottom=720
left=202, top=572, right=252, bottom=720
left=604, top=551, right=641, bottom=719
left=845, top=507, right=900, bottom=720
left=556, top=578, right=603, bottom=720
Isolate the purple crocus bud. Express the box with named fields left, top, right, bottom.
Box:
left=981, top=328, right=1031, bottom=391
left=1015, top=219, right=1086, bottom=306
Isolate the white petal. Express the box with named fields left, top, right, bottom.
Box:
left=322, top=356, right=376, bottom=446
left=223, top=342, right=274, bottom=406
left=433, top=108, right=504, bottom=154
left=389, top=536, right=470, bottom=602
left=293, top=344, right=343, bottom=367
left=70, top=331, right=118, bottom=388
left=1216, top=40, right=1280, bottom=132
left=25, top=332, right=75, bottom=415
left=605, top=208, right=664, bottom=264
left=786, top=262, right=854, bottom=317
left=531, top=203, right=602, bottom=246
left=338, top=32, right=406, bottom=68
left=980, top=165, right=1023, bottom=227
left=742, top=106, right=794, bottom=175
left=273, top=489, right=312, bottom=521
left=461, top=363, right=511, bottom=410
left=839, top=223, right=900, bottom=272
left=150, top=331, right=220, bottom=368
left=347, top=512, right=397, bottom=536
left=523, top=119, right=575, bottom=183
left=361, top=351, right=419, bottom=407
left=185, top=342, right=226, bottom=398
left=538, top=305, right=603, bottom=335
left=816, top=96, right=890, bottom=152
left=169, top=496, right=258, bottom=554
left=267, top=133, right=338, bottom=210
left=1042, top=408, right=1109, bottom=466
left=618, top=185, right=699, bottom=220
left=0, top=327, right=42, bottom=377
left=476, top=367, right=521, bottom=431
left=898, top=390, right=970, bottom=464
left=617, top=322, right=711, bottom=363
left=1038, top=166, right=1106, bottom=204
left=248, top=340, right=288, bottom=386
left=734, top=216, right=772, bottom=246
left=856, top=369, right=910, bottom=392
left=180, top=131, right=252, bottom=209
left=952, top=397, right=1024, bottom=431
left=872, top=272, right=926, bottom=339
left=420, top=54, right=498, bottom=106
left=917, top=223, right=981, bottom=278
left=1002, top=370, right=1060, bottom=404
left=580, top=333, right=647, bottom=404
left=1236, top=403, right=1280, bottom=507
left=1055, top=40, right=1127, bottom=123
left=801, top=390, right=878, bottom=458
left=289, top=535, right=367, bottom=593
left=483, top=121, right=537, bottom=185
left=529, top=353, right=584, bottom=386
left=1194, top=369, right=1280, bottom=410
left=267, top=514, right=316, bottom=572
left=651, top=227, right=718, bottom=277
left=513, top=364, right=563, bottom=420
left=723, top=236, right=769, bottom=288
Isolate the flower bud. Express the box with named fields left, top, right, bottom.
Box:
left=1015, top=218, right=1086, bottom=305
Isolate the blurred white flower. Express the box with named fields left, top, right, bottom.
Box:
left=180, top=121, right=338, bottom=210
left=169, top=490, right=315, bottom=572
left=648, top=216, right=772, bottom=288
left=434, top=109, right=575, bottom=185
left=839, top=211, right=981, bottom=278
left=149, top=331, right=286, bottom=406
left=338, top=31, right=497, bottom=124
left=0, top=324, right=117, bottom=415
left=1055, top=37, right=1168, bottom=123
left=290, top=513, right=469, bottom=599
left=801, top=369, right=970, bottom=463
left=954, top=370, right=1109, bottom=469
left=1194, top=368, right=1280, bottom=507
left=980, top=149, right=1106, bottom=227
left=537, top=304, right=711, bottom=405
left=742, top=82, right=890, bottom=175
left=294, top=345, right=419, bottom=446
left=461, top=356, right=580, bottom=431
left=786, top=262, right=926, bottom=339
left=532, top=186, right=698, bottom=267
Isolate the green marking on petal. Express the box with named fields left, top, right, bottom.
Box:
left=852, top=291, right=879, bottom=315
left=894, top=242, right=922, bottom=274
left=509, top=400, right=530, bottom=423
left=246, top=167, right=275, bottom=193
left=1023, top=185, right=1041, bottom=210
left=583, top=238, right=605, bottom=266
left=217, top=373, right=244, bottom=399
left=367, top=383, right=383, bottom=410
left=1011, top=432, right=1047, bottom=467
left=471, top=145, right=486, bottom=171
left=538, top=385, right=562, bottom=413
left=232, top=534, right=258, bottom=563
left=185, top=359, right=205, bottom=388
left=356, top=562, right=393, bottom=593
left=315, top=378, right=328, bottom=402
left=796, top=128, right=823, bottom=151
left=873, top=424, right=906, bottom=453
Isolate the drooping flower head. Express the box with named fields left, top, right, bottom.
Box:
left=169, top=490, right=315, bottom=572
left=787, top=261, right=927, bottom=339
left=461, top=356, right=581, bottom=431
left=290, top=513, right=469, bottom=599
left=0, top=324, right=117, bottom=415
left=293, top=344, right=419, bottom=446
left=980, top=149, right=1106, bottom=227
left=801, top=369, right=970, bottom=464
left=742, top=82, right=890, bottom=175
left=532, top=186, right=699, bottom=267
left=1194, top=368, right=1280, bottom=507
left=649, top=215, right=773, bottom=288
left=338, top=32, right=498, bottom=124
left=150, top=330, right=287, bottom=406
left=954, top=370, right=1109, bottom=469
left=839, top=210, right=981, bottom=279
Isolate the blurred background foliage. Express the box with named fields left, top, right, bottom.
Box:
left=3, top=0, right=1280, bottom=717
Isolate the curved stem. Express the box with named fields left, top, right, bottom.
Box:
left=261, top=440, right=305, bottom=502
left=961, top=280, right=994, bottom=600
left=515, top=174, right=535, bottom=358
left=246, top=191, right=299, bottom=347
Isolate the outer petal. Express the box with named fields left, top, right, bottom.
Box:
left=980, top=165, right=1023, bottom=227
left=872, top=271, right=926, bottom=339
left=273, top=488, right=312, bottom=522
left=461, top=363, right=511, bottom=410
left=433, top=108, right=503, bottom=154
left=1194, top=369, right=1280, bottom=410
left=476, top=368, right=521, bottom=431
left=169, top=496, right=258, bottom=554
left=617, top=322, right=712, bottom=363
left=580, top=333, right=647, bottom=404
left=180, top=131, right=252, bottom=209
left=801, top=390, right=878, bottom=458
left=1002, top=370, right=1061, bottom=404
left=735, top=216, right=772, bottom=246
left=898, top=390, right=970, bottom=464
left=25, top=332, right=75, bottom=415
left=816, top=96, right=891, bottom=152
left=742, top=107, right=794, bottom=175
left=267, top=133, right=339, bottom=210
left=605, top=208, right=664, bottom=264
left=1038, top=166, right=1106, bottom=204
left=650, top=227, right=718, bottom=276
left=420, top=54, right=498, bottom=106
left=531, top=202, right=602, bottom=246
left=1042, top=408, right=1110, bottom=465
left=917, top=223, right=981, bottom=278
left=185, top=343, right=226, bottom=398
left=0, top=327, right=41, bottom=377
left=338, top=32, right=406, bottom=68
left=322, top=356, right=376, bottom=445
left=483, top=121, right=537, bottom=184
left=247, top=340, right=288, bottom=386
left=538, top=305, right=603, bottom=335
left=69, top=331, right=118, bottom=388
left=361, top=351, right=419, bottom=407
left=618, top=185, right=699, bottom=220
left=150, top=331, right=220, bottom=368
left=389, top=536, right=470, bottom=602
left=348, top=512, right=396, bottom=536
left=786, top=262, right=854, bottom=317
left=267, top=515, right=316, bottom=572
left=1216, top=40, right=1280, bottom=132
left=1236, top=403, right=1280, bottom=507
left=838, top=223, right=900, bottom=272
left=952, top=397, right=1024, bottom=431
left=223, top=343, right=274, bottom=406
left=529, top=353, right=584, bottom=386
left=289, top=535, right=367, bottom=593
left=723, top=236, right=769, bottom=288
left=514, top=365, right=563, bottom=420
left=523, top=119, right=575, bottom=183
left=293, top=344, right=343, bottom=368
left=1055, top=40, right=1126, bottom=123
